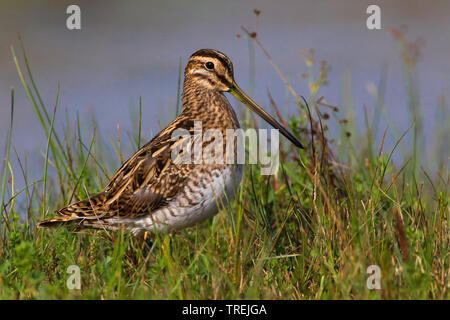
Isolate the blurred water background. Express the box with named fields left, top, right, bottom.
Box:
left=0, top=0, right=449, bottom=197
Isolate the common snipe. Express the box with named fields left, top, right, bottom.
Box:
left=38, top=49, right=303, bottom=236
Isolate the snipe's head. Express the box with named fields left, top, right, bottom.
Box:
left=185, top=49, right=235, bottom=92
left=185, top=49, right=304, bottom=149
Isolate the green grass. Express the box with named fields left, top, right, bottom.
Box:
left=0, top=27, right=448, bottom=299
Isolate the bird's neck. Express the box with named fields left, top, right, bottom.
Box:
left=181, top=79, right=222, bottom=111
left=181, top=80, right=240, bottom=130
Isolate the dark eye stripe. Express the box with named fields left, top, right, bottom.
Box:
left=192, top=72, right=231, bottom=88
left=215, top=74, right=232, bottom=88
left=191, top=52, right=233, bottom=75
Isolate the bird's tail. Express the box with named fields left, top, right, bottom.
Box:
left=37, top=192, right=109, bottom=229
left=37, top=215, right=78, bottom=228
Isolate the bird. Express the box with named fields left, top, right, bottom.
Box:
left=38, top=49, right=303, bottom=236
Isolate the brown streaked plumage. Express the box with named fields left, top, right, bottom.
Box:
left=38, top=49, right=303, bottom=236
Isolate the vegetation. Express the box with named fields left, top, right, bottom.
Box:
left=0, top=18, right=448, bottom=299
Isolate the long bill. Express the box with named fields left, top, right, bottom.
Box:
left=229, top=81, right=304, bottom=149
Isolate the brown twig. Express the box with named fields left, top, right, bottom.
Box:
left=241, top=26, right=301, bottom=103
left=266, top=89, right=287, bottom=129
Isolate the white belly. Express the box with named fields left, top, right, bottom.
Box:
left=128, top=164, right=243, bottom=235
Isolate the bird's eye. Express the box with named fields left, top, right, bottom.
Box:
left=205, top=61, right=214, bottom=70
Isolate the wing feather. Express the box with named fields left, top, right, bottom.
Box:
left=54, top=115, right=196, bottom=220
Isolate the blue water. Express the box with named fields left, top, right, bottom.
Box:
left=0, top=0, right=448, bottom=202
